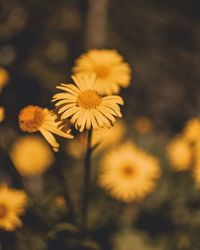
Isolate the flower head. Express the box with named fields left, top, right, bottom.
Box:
left=166, top=136, right=192, bottom=171
left=99, top=142, right=160, bottom=202
left=10, top=136, right=55, bottom=176
left=52, top=74, right=124, bottom=132
left=18, top=105, right=73, bottom=151
left=0, top=184, right=27, bottom=231
left=73, top=49, right=131, bottom=95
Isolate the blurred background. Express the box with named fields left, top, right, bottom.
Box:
left=0, top=0, right=200, bottom=249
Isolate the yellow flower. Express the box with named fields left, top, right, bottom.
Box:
left=99, top=142, right=160, bottom=202
left=133, top=116, right=153, bottom=134
left=193, top=141, right=200, bottom=187
left=65, top=135, right=85, bottom=158
left=73, top=49, right=131, bottom=95
left=0, top=184, right=27, bottom=231
left=18, top=105, right=73, bottom=152
left=166, top=136, right=192, bottom=171
left=0, top=106, right=5, bottom=122
left=92, top=121, right=126, bottom=153
left=52, top=74, right=124, bottom=132
left=66, top=121, right=125, bottom=158
left=10, top=135, right=55, bottom=176
left=183, top=118, right=200, bottom=142
left=0, top=67, right=9, bottom=92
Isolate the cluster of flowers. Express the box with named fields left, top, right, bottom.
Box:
left=0, top=49, right=161, bottom=232
left=167, top=118, right=200, bottom=185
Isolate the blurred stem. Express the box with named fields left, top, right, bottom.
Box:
left=81, top=128, right=93, bottom=233
left=55, top=154, right=77, bottom=227
left=0, top=145, right=24, bottom=190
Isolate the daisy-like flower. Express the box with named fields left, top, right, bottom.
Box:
left=52, top=74, right=124, bottom=132
left=18, top=105, right=73, bottom=152
left=10, top=136, right=54, bottom=176
left=0, top=184, right=27, bottom=231
left=73, top=49, right=131, bottom=95
left=99, top=142, right=160, bottom=202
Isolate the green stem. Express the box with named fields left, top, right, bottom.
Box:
left=81, top=128, right=93, bottom=233
left=55, top=154, right=77, bottom=227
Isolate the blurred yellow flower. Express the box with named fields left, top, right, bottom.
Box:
left=183, top=118, right=200, bottom=142
left=18, top=105, right=73, bottom=152
left=133, top=116, right=153, bottom=134
left=193, top=141, right=200, bottom=187
left=52, top=74, right=124, bottom=132
left=66, top=121, right=126, bottom=158
left=0, top=67, right=9, bottom=92
left=92, top=121, right=126, bottom=152
left=10, top=136, right=55, bottom=176
left=166, top=136, right=192, bottom=171
left=66, top=135, right=85, bottom=158
left=73, top=49, right=131, bottom=95
left=0, top=184, right=27, bottom=231
left=0, top=106, right=5, bottom=122
left=55, top=195, right=66, bottom=208
left=99, top=142, right=160, bottom=202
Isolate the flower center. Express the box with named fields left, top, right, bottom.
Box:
left=122, top=165, right=136, bottom=178
left=0, top=204, right=8, bottom=219
left=19, top=105, right=45, bottom=132
left=77, top=90, right=101, bottom=109
left=95, top=65, right=110, bottom=78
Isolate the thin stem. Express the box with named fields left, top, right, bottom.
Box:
left=0, top=145, right=24, bottom=189
left=81, top=128, right=93, bottom=233
left=55, top=154, right=77, bottom=227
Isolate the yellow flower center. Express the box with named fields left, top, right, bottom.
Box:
left=122, top=165, right=136, bottom=178
left=95, top=65, right=110, bottom=78
left=77, top=90, right=101, bottom=109
left=19, top=105, right=45, bottom=132
left=0, top=204, right=8, bottom=219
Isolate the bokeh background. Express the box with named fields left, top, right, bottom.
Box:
left=0, top=0, right=200, bottom=249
